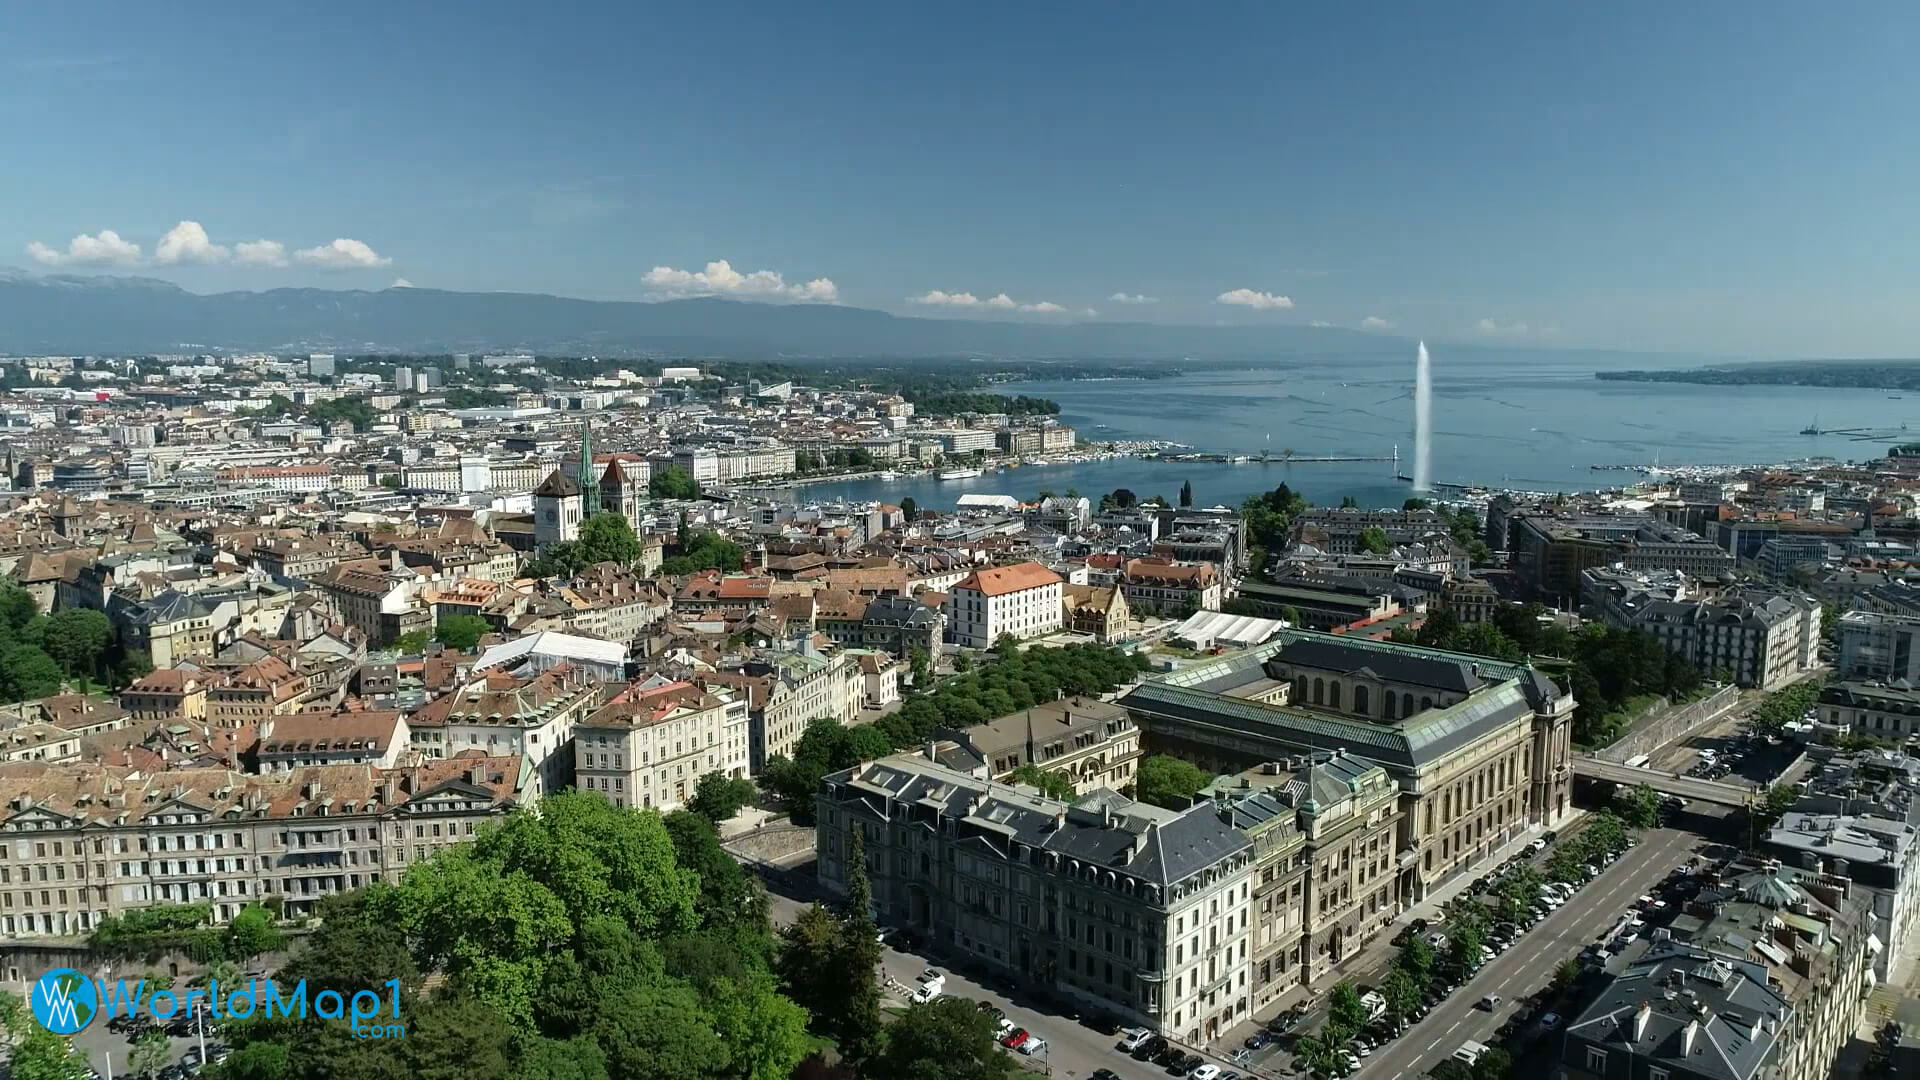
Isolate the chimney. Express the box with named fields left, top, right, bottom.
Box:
left=1633, top=1001, right=1652, bottom=1042
left=1681, top=1018, right=1700, bottom=1057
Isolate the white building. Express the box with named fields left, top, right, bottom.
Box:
left=573, top=683, right=751, bottom=810
left=949, top=562, right=1065, bottom=648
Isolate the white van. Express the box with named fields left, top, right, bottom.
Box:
left=1453, top=1040, right=1489, bottom=1066
left=912, top=971, right=946, bottom=1003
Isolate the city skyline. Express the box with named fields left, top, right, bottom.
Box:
left=8, top=4, right=1920, bottom=356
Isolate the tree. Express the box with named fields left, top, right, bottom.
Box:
left=0, top=644, right=63, bottom=702
left=1403, top=497, right=1431, bottom=511
left=900, top=496, right=918, bottom=522
left=1179, top=480, right=1194, bottom=507
left=1753, top=784, right=1799, bottom=833
left=1340, top=495, right=1360, bottom=508
left=1382, top=966, right=1423, bottom=1023
left=1473, top=1046, right=1515, bottom=1080
left=1617, top=783, right=1663, bottom=829
left=1134, top=754, right=1211, bottom=809
left=577, top=513, right=643, bottom=568
left=1327, top=981, right=1368, bottom=1039
left=37, top=608, right=112, bottom=677
left=687, top=772, right=757, bottom=825
left=394, top=629, right=434, bottom=654
left=907, top=646, right=931, bottom=687
left=1359, top=526, right=1392, bottom=555
left=0, top=584, right=39, bottom=632
left=1103, top=488, right=1138, bottom=510
left=1396, top=937, right=1435, bottom=984
left=433, top=614, right=492, bottom=652
left=830, top=832, right=885, bottom=1069
left=9, top=1029, right=94, bottom=1080
left=776, top=904, right=842, bottom=1036
left=1292, top=1030, right=1342, bottom=1080
left=130, top=1027, right=171, bottom=1078
left=875, top=997, right=1020, bottom=1080
left=1009, top=763, right=1076, bottom=800
left=226, top=902, right=285, bottom=958
left=379, top=473, right=403, bottom=489
left=650, top=465, right=700, bottom=500
left=1447, top=920, right=1484, bottom=974
left=1552, top=958, right=1582, bottom=990
left=662, top=811, right=768, bottom=934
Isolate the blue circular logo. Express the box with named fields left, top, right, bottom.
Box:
left=30, top=967, right=97, bottom=1034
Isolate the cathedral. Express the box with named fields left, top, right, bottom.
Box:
left=533, top=422, right=645, bottom=550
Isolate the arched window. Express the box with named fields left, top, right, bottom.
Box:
left=1402, top=692, right=1415, bottom=717
left=1382, top=693, right=1396, bottom=720
left=1353, top=686, right=1369, bottom=716
left=1313, top=678, right=1324, bottom=704
left=1328, top=681, right=1342, bottom=710
left=1294, top=675, right=1308, bottom=701
left=1421, top=697, right=1434, bottom=712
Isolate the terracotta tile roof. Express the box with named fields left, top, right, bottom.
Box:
left=954, top=561, right=1063, bottom=597
left=259, top=710, right=406, bottom=756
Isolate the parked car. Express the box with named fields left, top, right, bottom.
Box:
left=1192, top=1066, right=1223, bottom=1080
left=1019, top=1038, right=1047, bottom=1057
left=1244, top=1032, right=1271, bottom=1050
left=1121, top=1027, right=1154, bottom=1051
left=1001, top=1028, right=1029, bottom=1049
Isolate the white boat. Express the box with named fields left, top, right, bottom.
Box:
left=938, top=467, right=983, bottom=480
left=876, top=471, right=898, bottom=480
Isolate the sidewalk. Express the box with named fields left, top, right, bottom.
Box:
left=1214, top=809, right=1590, bottom=1053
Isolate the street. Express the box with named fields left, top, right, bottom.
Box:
left=1359, top=825, right=1705, bottom=1078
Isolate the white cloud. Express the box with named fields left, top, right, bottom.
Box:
left=1108, top=292, right=1156, bottom=305
left=985, top=293, right=1018, bottom=309
left=1309, top=320, right=1333, bottom=328
left=911, top=290, right=982, bottom=307
left=233, top=239, right=288, bottom=267
left=154, top=220, right=229, bottom=265
left=295, top=238, right=392, bottom=269
left=1024, top=301, right=1065, bottom=313
left=1082, top=307, right=1099, bottom=318
left=1216, top=288, right=1294, bottom=310
left=643, top=258, right=837, bottom=302
left=1475, top=318, right=1530, bottom=337
left=390, top=278, right=414, bottom=288
left=1360, top=315, right=1395, bottom=330
left=25, top=229, right=142, bottom=267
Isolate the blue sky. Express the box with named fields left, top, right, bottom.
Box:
left=6, top=2, right=1920, bottom=356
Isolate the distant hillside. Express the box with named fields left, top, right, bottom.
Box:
left=0, top=270, right=1399, bottom=359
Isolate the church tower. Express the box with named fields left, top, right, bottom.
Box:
left=600, top=459, right=642, bottom=532
left=532, top=468, right=584, bottom=549
left=575, top=420, right=597, bottom=498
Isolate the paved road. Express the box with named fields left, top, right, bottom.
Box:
left=1359, top=825, right=1704, bottom=1078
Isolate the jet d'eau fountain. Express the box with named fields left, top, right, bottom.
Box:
left=1413, top=341, right=1433, bottom=491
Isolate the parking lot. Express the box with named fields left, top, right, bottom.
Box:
left=72, top=998, right=228, bottom=1079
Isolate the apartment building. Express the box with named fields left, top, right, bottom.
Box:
left=817, top=754, right=1257, bottom=1042
left=573, top=681, right=751, bottom=810
left=1122, top=631, right=1574, bottom=907
left=947, top=697, right=1143, bottom=795
left=1836, top=610, right=1920, bottom=684
left=118, top=669, right=209, bottom=725
left=949, top=561, right=1064, bottom=648
left=1118, top=559, right=1222, bottom=616
left=0, top=753, right=525, bottom=942
left=1557, top=856, right=1871, bottom=1080
left=1624, top=588, right=1820, bottom=689
left=1211, top=751, right=1401, bottom=996
left=411, top=666, right=603, bottom=798
left=256, top=710, right=411, bottom=771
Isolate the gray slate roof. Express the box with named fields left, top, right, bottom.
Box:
left=1564, top=942, right=1789, bottom=1080
left=830, top=755, right=1249, bottom=889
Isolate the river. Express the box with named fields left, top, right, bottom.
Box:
left=786, top=347, right=1916, bottom=511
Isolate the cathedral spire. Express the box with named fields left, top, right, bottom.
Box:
left=575, top=420, right=596, bottom=496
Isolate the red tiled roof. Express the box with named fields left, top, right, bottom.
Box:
left=954, top=561, right=1062, bottom=597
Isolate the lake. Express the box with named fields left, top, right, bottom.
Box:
left=788, top=348, right=1916, bottom=510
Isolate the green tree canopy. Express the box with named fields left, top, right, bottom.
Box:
left=874, top=997, right=1021, bottom=1080
left=687, top=771, right=758, bottom=825
left=650, top=466, right=700, bottom=500
left=1134, top=754, right=1211, bottom=810
left=433, top=614, right=492, bottom=651
left=578, top=513, right=644, bottom=568
left=37, top=608, right=112, bottom=677
left=1359, top=525, right=1392, bottom=554
left=1009, top=763, right=1077, bottom=800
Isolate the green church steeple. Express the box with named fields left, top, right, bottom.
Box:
left=576, top=420, right=596, bottom=495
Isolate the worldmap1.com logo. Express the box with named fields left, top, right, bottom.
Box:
left=30, top=968, right=98, bottom=1035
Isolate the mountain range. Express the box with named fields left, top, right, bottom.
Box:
left=0, top=270, right=1400, bottom=359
